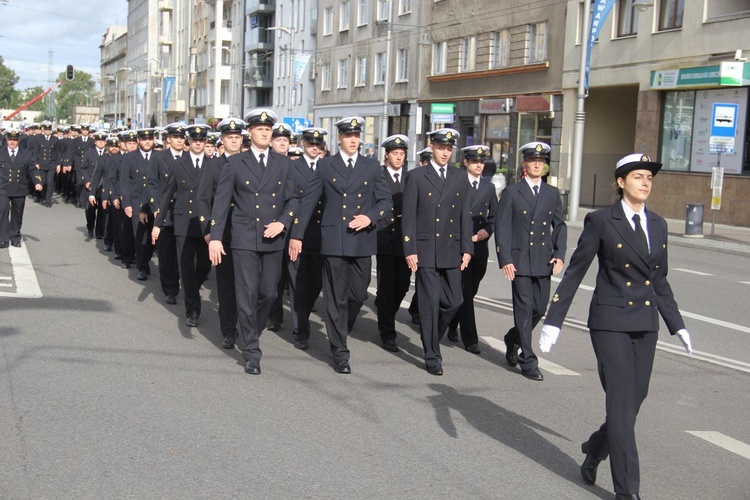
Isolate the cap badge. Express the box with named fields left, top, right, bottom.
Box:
left=313, top=131, right=320, bottom=137
left=477, top=147, right=483, bottom=154
left=350, top=118, right=357, bottom=126
left=535, top=144, right=543, bottom=152
left=446, top=132, right=452, bottom=139
left=230, top=121, right=236, bottom=128
left=196, top=127, right=202, bottom=133
left=641, top=155, right=649, bottom=162
left=395, top=138, right=401, bottom=144
left=261, top=112, right=268, bottom=120
left=279, top=124, right=286, bottom=131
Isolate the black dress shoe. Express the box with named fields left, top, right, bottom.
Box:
left=382, top=339, right=399, bottom=352
left=114, top=254, right=123, bottom=260
left=220, top=336, right=235, bottom=349
left=615, top=494, right=640, bottom=500
left=244, top=359, right=261, bottom=375
left=426, top=364, right=443, bottom=376
left=87, top=230, right=94, bottom=238
left=521, top=367, right=544, bottom=381
left=104, top=244, right=113, bottom=252
left=121, top=262, right=131, bottom=269
left=505, top=342, right=519, bottom=367
left=465, top=343, right=481, bottom=355
left=410, top=313, right=420, bottom=325
left=136, top=271, right=148, bottom=281
left=267, top=320, right=281, bottom=332
left=580, top=443, right=601, bottom=485
left=293, top=338, right=309, bottom=350
left=447, top=329, right=458, bottom=342
left=185, top=316, right=199, bottom=327
left=165, top=295, right=177, bottom=305
left=334, top=361, right=351, bottom=374
left=11, top=242, right=22, bottom=248
left=0, top=242, right=8, bottom=249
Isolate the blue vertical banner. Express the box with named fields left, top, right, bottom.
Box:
left=163, top=76, right=176, bottom=111
left=586, top=0, right=616, bottom=91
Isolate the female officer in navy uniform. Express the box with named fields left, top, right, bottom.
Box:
left=539, top=154, right=693, bottom=500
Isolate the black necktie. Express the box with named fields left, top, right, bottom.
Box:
left=145, top=153, right=150, bottom=162
left=10, top=151, right=16, bottom=161
left=394, top=173, right=400, bottom=184
left=259, top=153, right=266, bottom=169
left=633, top=214, right=649, bottom=255
left=195, top=158, right=200, bottom=169
left=533, top=185, right=539, bottom=196
left=98, top=151, right=103, bottom=157
left=439, top=167, right=445, bottom=182
left=472, top=180, right=478, bottom=190
left=347, top=158, right=353, bottom=170
left=310, top=161, right=315, bottom=171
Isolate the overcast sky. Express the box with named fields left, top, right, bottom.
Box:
left=1, top=0, right=128, bottom=90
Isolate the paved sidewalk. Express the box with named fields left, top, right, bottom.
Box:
left=569, top=208, right=750, bottom=256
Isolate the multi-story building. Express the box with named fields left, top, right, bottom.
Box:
left=269, top=0, right=317, bottom=126
left=313, top=0, right=430, bottom=160
left=243, top=0, right=276, bottom=111
left=100, top=25, right=129, bottom=126
left=423, top=0, right=567, bottom=177
left=560, top=1, right=750, bottom=226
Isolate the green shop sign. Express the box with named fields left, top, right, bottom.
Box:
left=430, top=103, right=455, bottom=114
left=650, top=62, right=750, bottom=89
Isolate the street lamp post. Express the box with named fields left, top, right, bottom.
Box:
left=267, top=26, right=294, bottom=118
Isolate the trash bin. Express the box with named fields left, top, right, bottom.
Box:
left=684, top=204, right=704, bottom=238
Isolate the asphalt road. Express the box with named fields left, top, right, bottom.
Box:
left=1, top=197, right=749, bottom=499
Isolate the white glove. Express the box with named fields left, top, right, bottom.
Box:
left=676, top=329, right=693, bottom=355
left=539, top=324, right=560, bottom=353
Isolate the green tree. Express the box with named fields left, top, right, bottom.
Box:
left=19, top=86, right=47, bottom=112
left=0, top=55, right=21, bottom=109
left=55, top=69, right=97, bottom=122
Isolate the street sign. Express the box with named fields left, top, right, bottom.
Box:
left=282, top=116, right=311, bottom=134
left=711, top=167, right=724, bottom=210
left=709, top=103, right=738, bottom=153
left=430, top=103, right=454, bottom=114
left=430, top=113, right=454, bottom=124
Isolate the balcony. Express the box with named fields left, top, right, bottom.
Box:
left=246, top=0, right=275, bottom=15
left=245, top=27, right=273, bottom=52
left=244, top=62, right=273, bottom=89
left=159, top=34, right=173, bottom=46
left=158, top=0, right=172, bottom=11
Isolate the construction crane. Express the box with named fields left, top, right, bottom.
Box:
left=3, top=81, right=63, bottom=121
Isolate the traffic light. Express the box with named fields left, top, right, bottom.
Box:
left=66, top=65, right=75, bottom=81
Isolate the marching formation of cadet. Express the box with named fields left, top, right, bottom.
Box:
left=2, top=116, right=570, bottom=380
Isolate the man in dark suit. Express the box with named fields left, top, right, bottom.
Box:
left=79, top=131, right=109, bottom=238
left=295, top=117, right=392, bottom=374
left=402, top=128, right=473, bottom=376
left=153, top=125, right=213, bottom=327
left=88, top=135, right=121, bottom=251
left=147, top=123, right=187, bottom=305
left=0, top=130, right=43, bottom=248
left=29, top=121, right=62, bottom=207
left=495, top=141, right=567, bottom=381
left=284, top=127, right=328, bottom=351
left=446, top=145, right=498, bottom=354
left=70, top=126, right=95, bottom=207
left=375, top=134, right=411, bottom=353
left=198, top=117, right=246, bottom=349
left=108, top=130, right=138, bottom=264
left=121, top=128, right=158, bottom=279
left=406, top=147, right=435, bottom=325
left=209, top=109, right=299, bottom=375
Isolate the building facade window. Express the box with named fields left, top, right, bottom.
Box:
left=357, top=0, right=368, bottom=26
left=337, top=58, right=349, bottom=89
left=459, top=36, right=476, bottom=72
left=527, top=22, right=547, bottom=63
left=660, top=90, right=694, bottom=172
left=658, top=0, right=684, bottom=30
left=432, top=41, right=447, bottom=74
left=321, top=63, right=331, bottom=91
left=340, top=1, right=350, bottom=31
left=490, top=30, right=510, bottom=68
left=617, top=0, right=639, bottom=36
left=355, top=56, right=367, bottom=86
left=220, top=80, right=230, bottom=105
left=396, top=48, right=408, bottom=82
left=374, top=52, right=386, bottom=84
left=323, top=7, right=333, bottom=36
left=377, top=0, right=389, bottom=22
left=398, top=0, right=411, bottom=15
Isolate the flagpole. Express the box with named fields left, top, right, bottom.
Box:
left=569, top=0, right=592, bottom=222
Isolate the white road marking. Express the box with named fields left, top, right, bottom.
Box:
left=480, top=336, right=580, bottom=376
left=0, top=283, right=12, bottom=288
left=0, top=244, right=43, bottom=298
left=552, top=276, right=594, bottom=291
left=0, top=275, right=13, bottom=280
left=674, top=268, right=713, bottom=276
left=678, top=310, right=750, bottom=335
left=740, top=281, right=750, bottom=285
left=657, top=342, right=750, bottom=374
left=686, top=432, right=750, bottom=460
